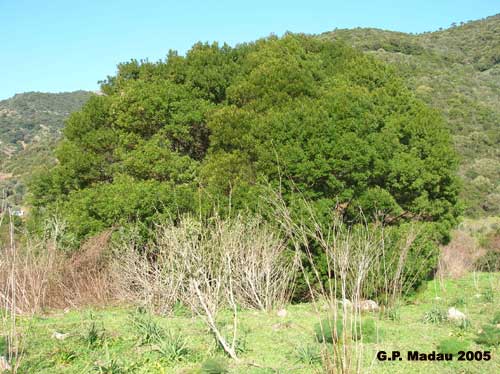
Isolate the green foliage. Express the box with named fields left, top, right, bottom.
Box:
left=200, top=358, right=229, bottom=374
left=31, top=34, right=460, bottom=251
left=437, top=338, right=470, bottom=355
left=492, top=312, right=500, bottom=325
left=152, top=329, right=189, bottom=362
left=482, top=287, right=495, bottom=303
left=475, top=251, right=500, bottom=272
left=83, top=321, right=106, bottom=348
left=81, top=312, right=107, bottom=348
left=130, top=310, right=165, bottom=345
left=450, top=296, right=466, bottom=307
left=315, top=316, right=380, bottom=344
left=92, top=359, right=127, bottom=374
left=353, top=318, right=379, bottom=343
left=475, top=324, right=500, bottom=347
left=294, top=344, right=321, bottom=365
left=51, top=346, right=78, bottom=365
left=422, top=306, right=447, bottom=324
left=314, top=317, right=343, bottom=343
left=326, top=15, right=500, bottom=217
left=383, top=305, right=401, bottom=321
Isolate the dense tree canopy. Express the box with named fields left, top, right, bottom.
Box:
left=31, top=34, right=460, bottom=242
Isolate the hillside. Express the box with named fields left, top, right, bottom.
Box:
left=2, top=16, right=499, bottom=216
left=321, top=14, right=500, bottom=216
left=0, top=91, right=92, bottom=206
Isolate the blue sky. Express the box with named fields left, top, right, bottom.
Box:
left=0, top=0, right=498, bottom=99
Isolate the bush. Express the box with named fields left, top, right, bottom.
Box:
left=383, top=306, right=401, bottom=321
left=437, top=338, right=470, bottom=355
left=315, top=318, right=344, bottom=343
left=475, top=324, right=500, bottom=347
left=353, top=318, right=379, bottom=343
left=295, top=344, right=321, bottom=365
left=475, top=250, right=500, bottom=272
left=422, top=306, right=447, bottom=324
left=152, top=329, right=189, bottom=362
left=482, top=288, right=495, bottom=303
left=315, top=316, right=379, bottom=344
left=32, top=34, right=459, bottom=255
left=83, top=320, right=106, bottom=348
left=129, top=310, right=165, bottom=345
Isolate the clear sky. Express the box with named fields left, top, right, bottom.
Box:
left=0, top=0, right=498, bottom=99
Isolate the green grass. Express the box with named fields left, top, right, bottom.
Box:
left=9, top=272, right=500, bottom=373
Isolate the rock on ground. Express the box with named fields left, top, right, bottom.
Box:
left=358, top=300, right=380, bottom=312
left=448, top=307, right=466, bottom=321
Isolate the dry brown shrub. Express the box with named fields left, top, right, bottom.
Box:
left=0, top=225, right=114, bottom=314
left=437, top=230, right=484, bottom=279
left=55, top=230, right=114, bottom=308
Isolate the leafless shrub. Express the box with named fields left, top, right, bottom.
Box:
left=111, top=213, right=297, bottom=359
left=268, top=191, right=419, bottom=374
left=110, top=229, right=187, bottom=315
left=1, top=206, right=27, bottom=373
left=0, top=218, right=114, bottom=314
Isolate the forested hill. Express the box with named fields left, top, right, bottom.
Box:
left=0, top=91, right=92, bottom=206
left=322, top=14, right=500, bottom=216
left=0, top=91, right=92, bottom=157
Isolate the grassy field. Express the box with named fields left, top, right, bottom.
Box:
left=5, top=272, right=499, bottom=374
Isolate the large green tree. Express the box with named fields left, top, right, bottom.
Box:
left=31, top=34, right=460, bottom=243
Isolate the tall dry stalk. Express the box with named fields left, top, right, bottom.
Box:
left=1, top=206, right=24, bottom=373
left=268, top=191, right=419, bottom=374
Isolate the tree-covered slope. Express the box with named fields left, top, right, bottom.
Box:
left=0, top=91, right=92, bottom=206
left=321, top=14, right=500, bottom=216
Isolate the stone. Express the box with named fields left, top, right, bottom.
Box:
left=447, top=307, right=466, bottom=321
left=277, top=309, right=287, bottom=318
left=358, top=300, right=380, bottom=312
left=52, top=331, right=69, bottom=340
left=337, top=298, right=353, bottom=308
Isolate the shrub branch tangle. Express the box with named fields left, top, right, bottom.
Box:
left=269, top=192, right=425, bottom=373
left=112, top=214, right=298, bottom=359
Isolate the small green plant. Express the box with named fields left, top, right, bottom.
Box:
left=0, top=336, right=7, bottom=356
left=93, top=359, right=126, bottom=374
left=201, top=357, right=229, bottom=374
left=152, top=329, right=189, bottom=362
left=491, top=312, right=500, bottom=324
left=384, top=305, right=401, bottom=321
left=314, top=317, right=343, bottom=343
left=422, top=306, right=446, bottom=324
left=482, top=288, right=494, bottom=303
left=52, top=347, right=78, bottom=365
left=437, top=338, right=470, bottom=355
left=353, top=318, right=379, bottom=343
left=455, top=318, right=472, bottom=331
left=450, top=296, right=466, bottom=307
left=475, top=324, right=500, bottom=347
left=172, top=301, right=191, bottom=317
left=211, top=325, right=248, bottom=356
left=84, top=321, right=106, bottom=348
left=130, top=311, right=165, bottom=345
left=295, top=344, right=321, bottom=365
left=82, top=312, right=106, bottom=348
